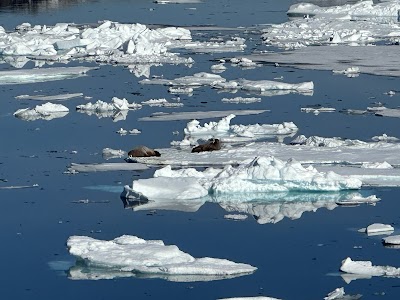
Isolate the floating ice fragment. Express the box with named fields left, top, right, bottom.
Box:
left=221, top=97, right=261, bottom=104
left=365, top=223, right=394, bottom=235
left=361, top=161, right=393, bottom=169
left=168, top=87, right=194, bottom=95
left=383, top=235, right=400, bottom=246
left=76, top=97, right=140, bottom=112
left=224, top=214, right=248, bottom=221
left=333, top=67, right=360, bottom=78
left=67, top=235, right=256, bottom=280
left=14, top=102, right=69, bottom=121
left=301, top=107, right=335, bottom=114
left=139, top=110, right=267, bottom=121
left=141, top=98, right=183, bottom=107
left=67, top=163, right=148, bottom=173
left=102, top=148, right=127, bottom=160
left=15, top=93, right=83, bottom=101
left=340, top=257, right=400, bottom=277
left=218, top=297, right=281, bottom=300
left=335, top=194, right=380, bottom=206
left=140, top=72, right=226, bottom=87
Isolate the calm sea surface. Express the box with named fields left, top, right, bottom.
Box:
left=0, top=1, right=399, bottom=299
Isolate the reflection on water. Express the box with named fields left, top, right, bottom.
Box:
left=0, top=0, right=97, bottom=14
left=122, top=190, right=374, bottom=224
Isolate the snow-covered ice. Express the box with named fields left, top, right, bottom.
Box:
left=13, top=102, right=69, bottom=121
left=139, top=109, right=268, bottom=121
left=224, top=214, right=248, bottom=221
left=15, top=93, right=83, bottom=101
left=76, top=97, right=141, bottom=112
left=0, top=66, right=96, bottom=84
left=67, top=163, right=148, bottom=173
left=340, top=257, right=400, bottom=277
left=172, top=114, right=298, bottom=145
left=221, top=97, right=261, bottom=104
left=67, top=235, right=257, bottom=280
left=102, top=148, right=127, bottom=160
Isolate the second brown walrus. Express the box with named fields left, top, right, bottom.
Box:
left=191, top=138, right=221, bottom=153
left=128, top=146, right=161, bottom=157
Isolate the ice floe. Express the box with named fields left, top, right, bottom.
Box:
left=218, top=297, right=281, bottom=300
left=340, top=257, right=400, bottom=277
left=213, top=79, right=314, bottom=96
left=141, top=98, right=183, bottom=107
left=125, top=157, right=362, bottom=206
left=171, top=114, right=298, bottom=145
left=13, top=102, right=69, bottom=121
left=324, top=287, right=344, bottom=300
left=363, top=223, right=394, bottom=236
left=221, top=97, right=261, bottom=104
left=67, top=163, right=148, bottom=173
left=371, top=134, right=399, bottom=142
left=76, top=97, right=141, bottom=112
left=0, top=66, right=96, bottom=85
left=301, top=107, right=336, bottom=114
left=224, top=214, right=248, bottom=221
left=333, top=67, right=360, bottom=78
left=383, top=235, right=400, bottom=246
left=67, top=235, right=257, bottom=281
left=140, top=72, right=226, bottom=87
left=0, top=21, right=193, bottom=67
left=139, top=109, right=268, bottom=121
left=15, top=93, right=83, bottom=101
left=102, top=148, right=127, bottom=160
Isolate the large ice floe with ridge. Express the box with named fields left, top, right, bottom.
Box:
left=67, top=235, right=256, bottom=281
left=340, top=257, right=400, bottom=277
left=124, top=156, right=362, bottom=203
left=13, top=102, right=69, bottom=121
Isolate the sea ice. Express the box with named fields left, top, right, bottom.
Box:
left=301, top=107, right=335, bottom=114
left=218, top=297, right=281, bottom=300
left=15, top=93, right=83, bottom=101
left=324, top=287, right=344, bottom=300
left=340, top=257, right=400, bottom=277
left=13, top=102, right=69, bottom=121
left=140, top=72, right=226, bottom=87
left=0, top=66, right=96, bottom=84
left=76, top=97, right=141, bottom=112
left=383, top=235, right=400, bottom=246
left=141, top=98, right=183, bottom=107
left=364, top=223, right=394, bottom=235
left=139, top=109, right=268, bottom=121
left=67, top=235, right=257, bottom=279
left=102, top=148, right=127, bottom=159
left=221, top=97, right=261, bottom=104
left=371, top=134, right=399, bottom=142
left=67, top=163, right=148, bottom=173
left=173, top=114, right=298, bottom=145
left=224, top=214, right=248, bottom=221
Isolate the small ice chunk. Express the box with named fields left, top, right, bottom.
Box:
left=218, top=297, right=281, bottom=300
left=13, top=102, right=69, bottom=121
left=371, top=133, right=399, bottom=142
left=361, top=161, right=393, bottom=169
left=224, top=214, right=248, bottom=221
left=365, top=223, right=394, bottom=235
left=340, top=257, right=400, bottom=277
left=102, top=148, right=127, bottom=160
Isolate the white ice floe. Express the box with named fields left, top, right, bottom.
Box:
left=335, top=194, right=380, bottom=206
left=371, top=106, right=400, bottom=118
left=140, top=72, right=226, bottom=87
left=15, top=93, right=83, bottom=101
left=383, top=235, right=400, bottom=246
left=324, top=287, right=345, bottom=300
left=213, top=79, right=314, bottom=96
left=126, top=156, right=361, bottom=203
left=139, top=109, right=268, bottom=121
left=0, top=66, right=96, bottom=85
left=141, top=98, right=183, bottom=107
left=76, top=97, right=141, bottom=112
left=340, top=257, right=400, bottom=277
left=246, top=46, right=400, bottom=77
left=77, top=109, right=129, bottom=122
left=67, top=163, right=148, bottom=173
left=67, top=235, right=257, bottom=280
left=102, top=148, right=127, bottom=160
left=290, top=135, right=367, bottom=147
left=231, top=57, right=258, bottom=68
left=155, top=0, right=203, bottom=3
left=116, top=128, right=141, bottom=135
left=172, top=114, right=298, bottom=145
left=0, top=21, right=193, bottom=66
left=301, top=107, right=336, bottom=114
left=168, top=87, right=194, bottom=95
left=364, top=223, right=394, bottom=235
left=287, top=1, right=400, bottom=19
left=221, top=97, right=261, bottom=104
left=361, top=161, right=393, bottom=169
left=218, top=297, right=281, bottom=300
left=371, top=134, right=399, bottom=142
left=333, top=67, right=360, bottom=78
left=13, top=102, right=69, bottom=121
left=182, top=37, right=246, bottom=53
left=211, top=64, right=227, bottom=73
left=224, top=214, right=248, bottom=221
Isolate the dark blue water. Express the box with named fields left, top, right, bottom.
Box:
left=1, top=1, right=400, bottom=299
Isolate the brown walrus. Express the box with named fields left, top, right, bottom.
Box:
left=128, top=146, right=161, bottom=157
left=191, top=138, right=221, bottom=153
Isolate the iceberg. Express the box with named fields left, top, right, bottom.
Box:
left=67, top=235, right=257, bottom=280
left=76, top=97, right=141, bottom=112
